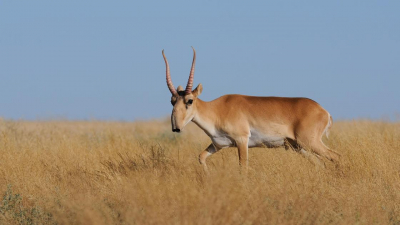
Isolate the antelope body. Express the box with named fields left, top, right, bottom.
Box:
left=163, top=48, right=340, bottom=170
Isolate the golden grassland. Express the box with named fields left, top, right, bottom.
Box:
left=0, top=118, right=399, bottom=224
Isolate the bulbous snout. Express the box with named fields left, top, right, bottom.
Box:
left=171, top=112, right=182, bottom=133
left=171, top=118, right=181, bottom=132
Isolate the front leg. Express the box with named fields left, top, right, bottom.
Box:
left=199, top=143, right=221, bottom=172
left=236, top=137, right=249, bottom=169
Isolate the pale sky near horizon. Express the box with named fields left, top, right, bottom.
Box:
left=0, top=1, right=399, bottom=121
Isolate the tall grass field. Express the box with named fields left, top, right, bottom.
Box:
left=0, top=118, right=399, bottom=224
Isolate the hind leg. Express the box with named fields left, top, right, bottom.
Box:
left=286, top=138, right=325, bottom=166
left=311, top=141, right=340, bottom=162
left=297, top=137, right=340, bottom=162
left=294, top=113, right=340, bottom=163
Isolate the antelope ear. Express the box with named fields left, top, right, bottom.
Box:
left=177, top=85, right=184, bottom=92
left=192, top=83, right=203, bottom=97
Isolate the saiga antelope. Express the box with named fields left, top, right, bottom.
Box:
left=163, top=47, right=340, bottom=170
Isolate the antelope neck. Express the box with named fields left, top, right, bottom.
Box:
left=192, top=99, right=217, bottom=137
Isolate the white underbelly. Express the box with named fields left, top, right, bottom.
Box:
left=248, top=129, right=285, bottom=148
left=210, top=129, right=285, bottom=149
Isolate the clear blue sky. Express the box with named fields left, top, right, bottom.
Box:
left=1, top=1, right=399, bottom=120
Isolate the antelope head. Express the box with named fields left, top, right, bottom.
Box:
left=163, top=47, right=203, bottom=133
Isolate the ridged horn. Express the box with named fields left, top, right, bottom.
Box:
left=185, top=47, right=196, bottom=94
left=162, top=50, right=178, bottom=96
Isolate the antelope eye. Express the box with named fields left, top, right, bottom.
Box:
left=187, top=99, right=193, bottom=105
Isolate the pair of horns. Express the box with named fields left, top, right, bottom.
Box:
left=162, top=47, right=196, bottom=96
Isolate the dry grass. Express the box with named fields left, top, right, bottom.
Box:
left=0, top=118, right=399, bottom=224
